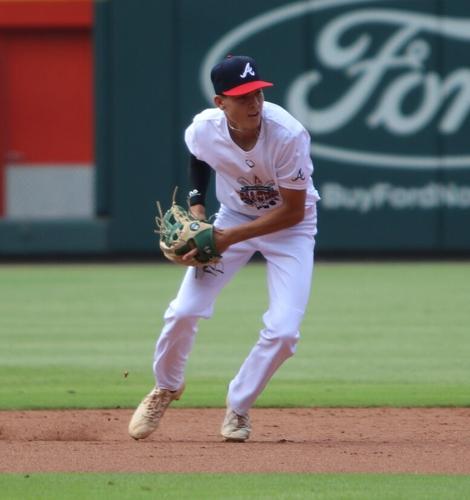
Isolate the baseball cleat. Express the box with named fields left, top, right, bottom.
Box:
left=128, top=384, right=185, bottom=440
left=221, top=407, right=251, bottom=442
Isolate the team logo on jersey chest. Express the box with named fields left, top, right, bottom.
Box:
left=237, top=175, right=280, bottom=209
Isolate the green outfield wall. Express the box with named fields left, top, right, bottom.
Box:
left=1, top=0, right=469, bottom=255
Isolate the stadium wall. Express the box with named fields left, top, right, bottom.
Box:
left=0, top=0, right=469, bottom=256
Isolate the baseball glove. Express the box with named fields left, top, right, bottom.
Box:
left=155, top=190, right=221, bottom=266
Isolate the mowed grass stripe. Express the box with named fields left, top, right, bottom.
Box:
left=0, top=262, right=469, bottom=409
left=1, top=473, right=470, bottom=500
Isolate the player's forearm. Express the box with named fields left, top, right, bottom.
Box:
left=216, top=204, right=304, bottom=249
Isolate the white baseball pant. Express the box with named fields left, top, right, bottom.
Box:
left=153, top=204, right=317, bottom=415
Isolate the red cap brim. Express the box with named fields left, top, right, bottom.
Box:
left=222, top=80, right=273, bottom=96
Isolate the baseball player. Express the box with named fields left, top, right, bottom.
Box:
left=128, top=55, right=320, bottom=442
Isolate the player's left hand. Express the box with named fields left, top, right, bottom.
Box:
left=189, top=204, right=207, bottom=221
left=156, top=198, right=221, bottom=267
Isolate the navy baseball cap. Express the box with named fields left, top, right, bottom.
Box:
left=211, top=55, right=273, bottom=96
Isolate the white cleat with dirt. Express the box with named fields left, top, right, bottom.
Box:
left=128, top=384, right=185, bottom=440
left=221, top=407, right=251, bottom=442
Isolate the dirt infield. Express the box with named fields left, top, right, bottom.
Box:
left=1, top=408, right=469, bottom=474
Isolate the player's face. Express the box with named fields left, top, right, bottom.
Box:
left=220, top=89, right=264, bottom=132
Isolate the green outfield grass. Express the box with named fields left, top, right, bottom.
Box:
left=1, top=473, right=470, bottom=499
left=0, top=261, right=469, bottom=409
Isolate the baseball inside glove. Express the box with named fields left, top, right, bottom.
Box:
left=156, top=190, right=221, bottom=266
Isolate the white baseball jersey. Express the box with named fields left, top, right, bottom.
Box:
left=184, top=101, right=320, bottom=216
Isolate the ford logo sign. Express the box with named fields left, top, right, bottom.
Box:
left=200, top=0, right=470, bottom=170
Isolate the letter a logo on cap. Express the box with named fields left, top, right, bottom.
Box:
left=240, top=62, right=255, bottom=79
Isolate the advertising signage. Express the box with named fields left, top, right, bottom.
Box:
left=188, top=0, right=470, bottom=251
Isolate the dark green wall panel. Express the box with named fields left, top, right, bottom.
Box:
left=100, top=0, right=178, bottom=252
left=0, top=220, right=108, bottom=255
left=93, top=0, right=469, bottom=254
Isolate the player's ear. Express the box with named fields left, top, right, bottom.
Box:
left=214, top=95, right=225, bottom=110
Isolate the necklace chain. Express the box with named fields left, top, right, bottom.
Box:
left=228, top=121, right=261, bottom=138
